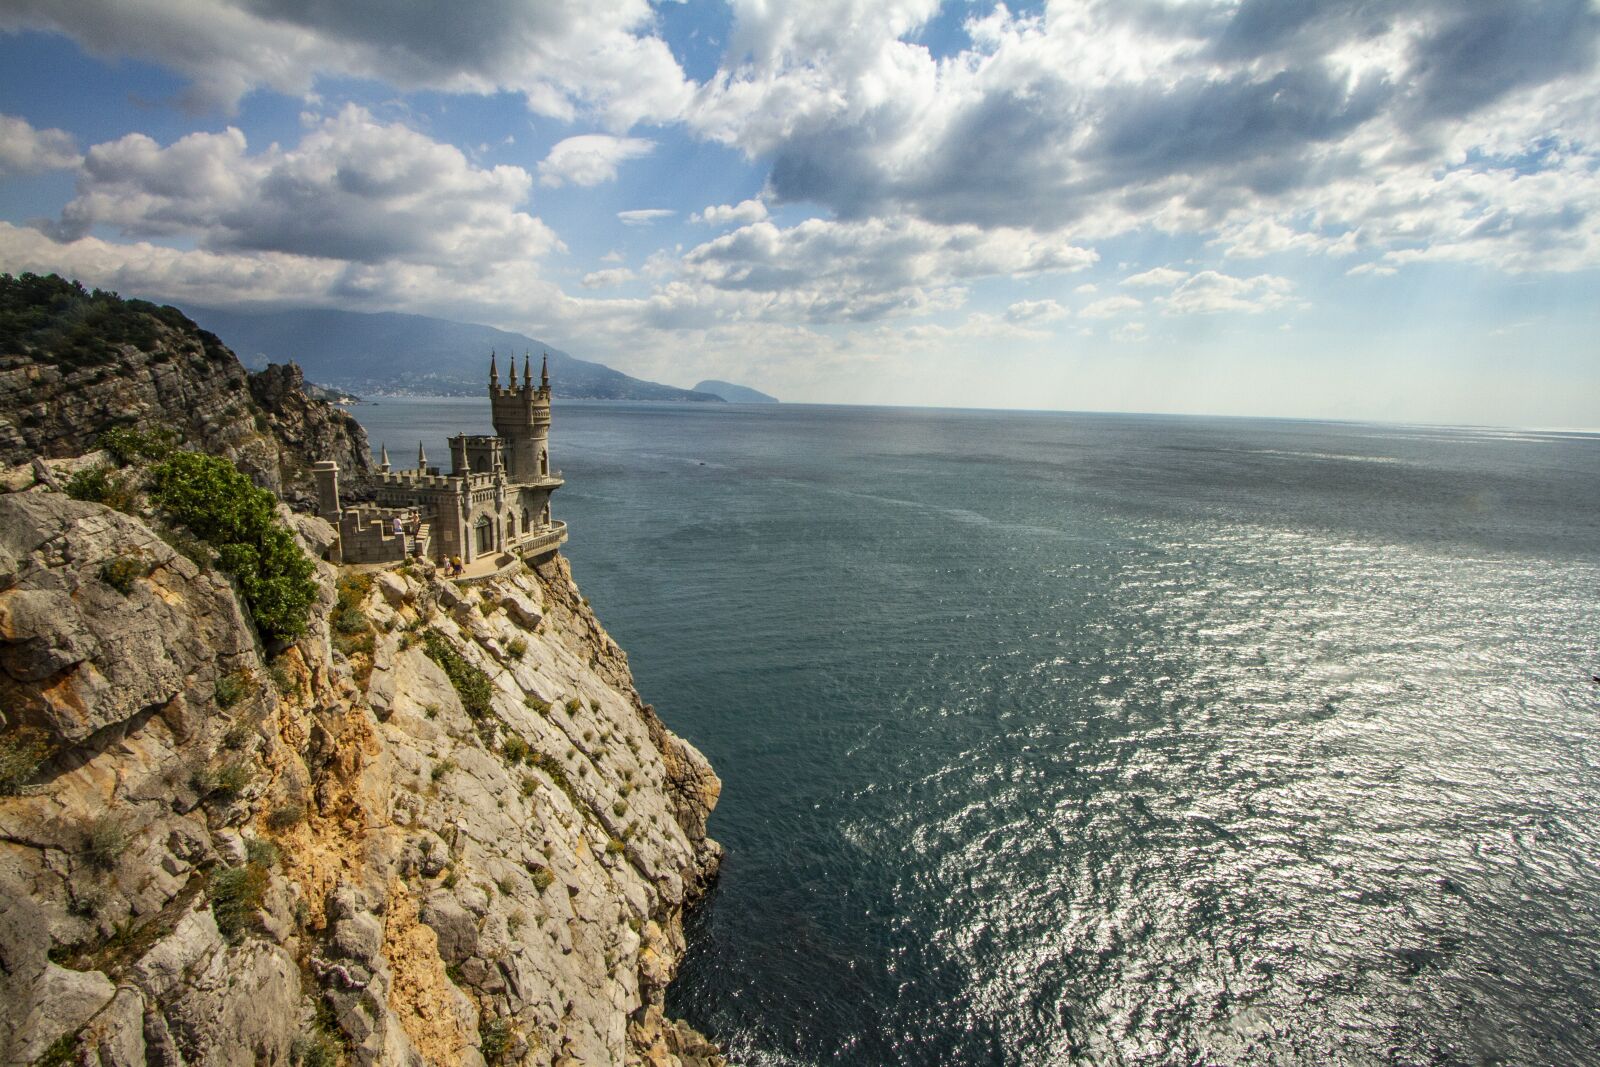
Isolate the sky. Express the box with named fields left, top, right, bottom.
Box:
left=0, top=1, right=1596, bottom=426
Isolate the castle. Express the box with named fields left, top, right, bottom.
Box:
left=313, top=352, right=567, bottom=568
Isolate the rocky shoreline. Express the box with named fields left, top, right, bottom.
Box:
left=0, top=480, right=724, bottom=1065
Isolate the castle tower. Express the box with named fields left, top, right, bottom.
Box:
left=489, top=349, right=552, bottom=482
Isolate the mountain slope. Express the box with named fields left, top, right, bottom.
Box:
left=693, top=380, right=778, bottom=404
left=192, top=306, right=725, bottom=402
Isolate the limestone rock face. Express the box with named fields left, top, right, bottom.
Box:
left=249, top=361, right=373, bottom=503
left=0, top=283, right=369, bottom=499
left=0, top=488, right=723, bottom=1066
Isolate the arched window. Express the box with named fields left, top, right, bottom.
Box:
left=522, top=508, right=531, bottom=533
left=540, top=503, right=551, bottom=525
left=540, top=449, right=549, bottom=477
left=475, top=516, right=492, bottom=553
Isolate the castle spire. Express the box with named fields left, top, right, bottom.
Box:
left=541, top=353, right=549, bottom=390
left=523, top=350, right=532, bottom=388
left=417, top=441, right=426, bottom=471
left=489, top=349, right=499, bottom=388
left=379, top=441, right=390, bottom=472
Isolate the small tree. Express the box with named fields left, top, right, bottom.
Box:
left=151, top=451, right=317, bottom=640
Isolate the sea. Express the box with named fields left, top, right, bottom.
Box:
left=350, top=398, right=1600, bottom=1066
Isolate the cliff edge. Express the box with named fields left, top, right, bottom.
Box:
left=0, top=273, right=371, bottom=504
left=0, top=479, right=724, bottom=1065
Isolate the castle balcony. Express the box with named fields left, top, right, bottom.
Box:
left=453, top=522, right=567, bottom=585
left=513, top=520, right=567, bottom=560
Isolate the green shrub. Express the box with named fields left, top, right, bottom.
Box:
left=210, top=862, right=269, bottom=941
left=530, top=865, right=554, bottom=892
left=66, top=466, right=139, bottom=512
left=564, top=698, right=580, bottom=714
left=268, top=661, right=297, bottom=696
left=422, top=630, right=493, bottom=719
left=266, top=801, right=305, bottom=830
left=214, top=670, right=254, bottom=709
left=150, top=450, right=316, bottom=640
left=198, top=760, right=253, bottom=802
left=33, top=1030, right=81, bottom=1067
left=502, top=734, right=530, bottom=764
left=530, top=752, right=581, bottom=810
left=100, top=426, right=178, bottom=465
left=479, top=1018, right=512, bottom=1065
left=606, top=837, right=625, bottom=855
left=524, top=695, right=550, bottom=715
left=84, top=814, right=129, bottom=870
left=290, top=1029, right=341, bottom=1067
left=504, top=636, right=527, bottom=659
left=99, top=554, right=147, bottom=594
left=431, top=759, right=457, bottom=782
left=0, top=727, right=54, bottom=794
left=244, top=837, right=279, bottom=869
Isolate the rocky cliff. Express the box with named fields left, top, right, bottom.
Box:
left=0, top=470, right=723, bottom=1064
left=0, top=274, right=371, bottom=503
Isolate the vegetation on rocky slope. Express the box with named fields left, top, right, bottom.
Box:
left=150, top=450, right=318, bottom=640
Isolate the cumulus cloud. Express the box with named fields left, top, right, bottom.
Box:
left=50, top=106, right=561, bottom=267
left=581, top=267, right=636, bottom=288
left=0, top=0, right=692, bottom=126
left=538, top=135, right=654, bottom=188
left=689, top=0, right=1600, bottom=272
left=617, top=209, right=675, bottom=226
left=1122, top=267, right=1190, bottom=288
left=1159, top=271, right=1294, bottom=314
left=1080, top=295, right=1143, bottom=319
left=692, top=199, right=768, bottom=226
left=673, top=215, right=1095, bottom=323
left=0, top=114, right=80, bottom=174
left=1005, top=299, right=1068, bottom=324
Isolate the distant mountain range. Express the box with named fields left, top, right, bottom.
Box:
left=694, top=379, right=779, bottom=403
left=190, top=306, right=724, bottom=403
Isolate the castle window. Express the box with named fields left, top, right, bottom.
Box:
left=540, top=449, right=548, bottom=476
left=475, top=516, right=492, bottom=553
left=522, top=508, right=530, bottom=533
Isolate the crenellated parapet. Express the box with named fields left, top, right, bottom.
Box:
left=324, top=350, right=563, bottom=566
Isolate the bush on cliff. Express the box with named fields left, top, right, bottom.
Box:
left=421, top=629, right=494, bottom=719
left=150, top=450, right=317, bottom=640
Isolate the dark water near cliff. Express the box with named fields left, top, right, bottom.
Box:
left=352, top=399, right=1600, bottom=1065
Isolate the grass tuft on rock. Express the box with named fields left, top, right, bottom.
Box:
left=209, top=861, right=269, bottom=941
left=0, top=726, right=54, bottom=794
left=422, top=629, right=494, bottom=719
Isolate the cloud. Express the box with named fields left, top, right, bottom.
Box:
left=1112, top=321, right=1148, bottom=343
left=0, top=114, right=80, bottom=174
left=1158, top=271, right=1294, bottom=314
left=581, top=267, right=636, bottom=288
left=1080, top=295, right=1143, bottom=319
left=1005, top=299, right=1068, bottom=324
left=0, top=0, right=692, bottom=126
left=49, top=106, right=561, bottom=267
left=672, top=215, right=1095, bottom=323
left=687, top=0, right=1600, bottom=272
left=691, top=199, right=768, bottom=226
left=617, top=209, right=675, bottom=226
left=537, top=135, right=654, bottom=188
left=1122, top=267, right=1190, bottom=288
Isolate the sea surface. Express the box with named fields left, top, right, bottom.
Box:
left=351, top=398, right=1600, bottom=1065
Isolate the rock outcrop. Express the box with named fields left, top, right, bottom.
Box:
left=0, top=486, right=723, bottom=1064
left=0, top=274, right=371, bottom=501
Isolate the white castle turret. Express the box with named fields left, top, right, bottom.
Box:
left=316, top=351, right=566, bottom=569
left=491, top=351, right=553, bottom=482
